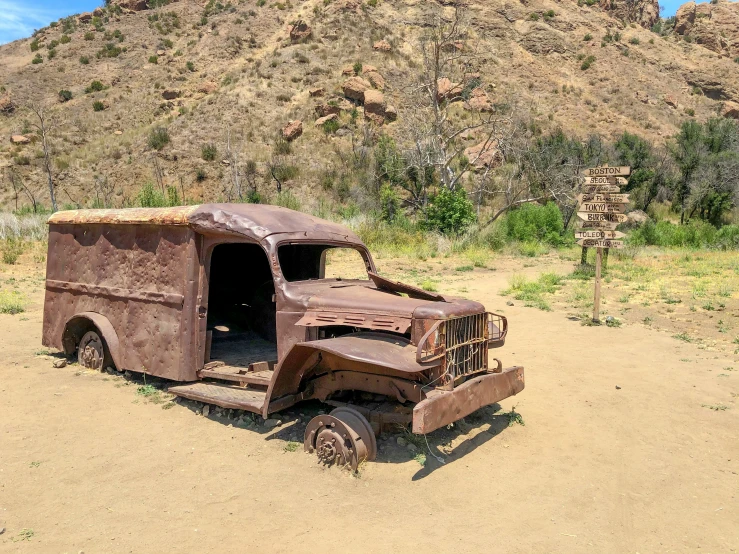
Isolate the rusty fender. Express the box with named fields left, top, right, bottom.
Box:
left=412, top=366, right=525, bottom=434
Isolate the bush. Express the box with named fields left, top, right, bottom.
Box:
left=629, top=37, right=640, bottom=45
left=186, top=60, right=195, bottom=71
left=195, top=167, right=206, bottom=181
left=79, top=55, right=89, bottom=64
left=506, top=202, right=566, bottom=246
left=148, top=126, right=170, bottom=150
left=30, top=40, right=39, bottom=52
left=353, top=61, right=362, bottom=75
left=47, top=48, right=57, bottom=60
left=201, top=143, right=217, bottom=161
left=379, top=183, right=400, bottom=222
left=84, top=31, right=95, bottom=40
left=529, top=12, right=539, bottom=20
left=92, top=100, right=105, bottom=111
left=583, top=33, right=592, bottom=41
left=322, top=118, right=340, bottom=134
left=0, top=290, right=26, bottom=314
left=715, top=225, right=739, bottom=250
left=628, top=220, right=718, bottom=248
left=580, top=55, right=596, bottom=70
left=422, top=187, right=476, bottom=235
left=1, top=238, right=24, bottom=265
left=32, top=54, right=43, bottom=64
left=272, top=191, right=301, bottom=211
left=148, top=55, right=158, bottom=64
left=97, top=43, right=122, bottom=58
left=85, top=80, right=105, bottom=93
left=60, top=34, right=71, bottom=44
left=136, top=183, right=168, bottom=207
left=58, top=89, right=73, bottom=102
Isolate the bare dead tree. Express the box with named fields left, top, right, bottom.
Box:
left=92, top=174, right=115, bottom=208
left=225, top=128, right=242, bottom=201
left=27, top=103, right=59, bottom=212
left=5, top=167, right=40, bottom=213
left=151, top=155, right=165, bottom=193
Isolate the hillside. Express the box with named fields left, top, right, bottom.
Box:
left=0, top=0, right=738, bottom=212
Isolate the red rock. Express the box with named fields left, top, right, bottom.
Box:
left=465, top=87, right=492, bottom=112
left=464, top=140, right=502, bottom=169
left=437, top=78, right=463, bottom=103
left=290, top=20, right=312, bottom=42
left=161, top=89, right=181, bottom=100
left=0, top=93, right=14, bottom=114
left=722, top=101, right=739, bottom=119
left=664, top=95, right=678, bottom=109
left=309, top=87, right=324, bottom=97
left=281, top=120, right=303, bottom=141
left=363, top=89, right=386, bottom=124
left=373, top=39, right=391, bottom=52
left=198, top=81, right=218, bottom=94
left=315, top=113, right=338, bottom=126
left=342, top=76, right=371, bottom=102
left=10, top=135, right=30, bottom=144
left=364, top=70, right=385, bottom=90
left=78, top=12, right=93, bottom=23
left=385, top=104, right=398, bottom=122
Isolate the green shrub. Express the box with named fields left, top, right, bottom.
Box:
left=583, top=33, right=592, bottom=41
left=506, top=202, right=566, bottom=246
left=32, top=54, right=43, bottom=64
left=195, top=167, right=206, bottom=181
left=58, top=89, right=73, bottom=102
left=273, top=191, right=301, bottom=211
left=47, top=48, right=57, bottom=60
left=529, top=12, right=539, bottom=20
left=322, top=117, right=340, bottom=134
left=48, top=39, right=59, bottom=49
left=201, top=143, right=217, bottom=161
left=271, top=164, right=299, bottom=182
left=148, top=55, right=158, bottom=64
left=544, top=9, right=555, bottom=17
left=0, top=290, right=26, bottom=314
left=85, top=80, right=105, bottom=93
left=97, top=43, right=122, bottom=58
left=629, top=37, right=640, bottom=45
left=580, top=55, right=596, bottom=70
left=136, top=183, right=168, bottom=207
left=1, top=238, right=24, bottom=265
left=684, top=108, right=695, bottom=116
left=79, top=55, right=90, bottom=64
left=422, top=187, right=476, bottom=235
left=84, top=31, right=95, bottom=40
left=148, top=126, right=170, bottom=150
left=186, top=60, right=195, bottom=71
left=379, top=183, right=400, bottom=222
left=715, top=225, right=739, bottom=250
left=92, top=100, right=105, bottom=111
left=30, top=40, right=39, bottom=51
left=353, top=61, right=362, bottom=75
left=60, top=34, right=71, bottom=44
left=628, top=220, right=718, bottom=248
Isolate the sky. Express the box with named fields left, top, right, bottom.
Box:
left=0, top=0, right=736, bottom=45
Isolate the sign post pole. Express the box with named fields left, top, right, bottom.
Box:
left=593, top=247, right=602, bottom=323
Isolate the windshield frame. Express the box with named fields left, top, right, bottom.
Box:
left=274, top=239, right=376, bottom=283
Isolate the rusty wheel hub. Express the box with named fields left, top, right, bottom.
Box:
left=304, top=406, right=377, bottom=471
left=78, top=331, right=104, bottom=371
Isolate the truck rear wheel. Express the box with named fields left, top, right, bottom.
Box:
left=304, top=406, right=377, bottom=471
left=78, top=330, right=111, bottom=371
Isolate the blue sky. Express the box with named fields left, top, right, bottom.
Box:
left=0, top=0, right=101, bottom=45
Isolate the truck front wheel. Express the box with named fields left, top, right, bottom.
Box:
left=304, top=406, right=377, bottom=471
left=77, top=330, right=111, bottom=371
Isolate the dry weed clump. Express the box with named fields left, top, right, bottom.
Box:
left=0, top=213, right=47, bottom=241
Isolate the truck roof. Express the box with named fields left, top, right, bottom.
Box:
left=47, top=203, right=362, bottom=242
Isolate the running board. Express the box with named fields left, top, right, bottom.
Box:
left=168, top=382, right=266, bottom=413
left=198, top=366, right=273, bottom=387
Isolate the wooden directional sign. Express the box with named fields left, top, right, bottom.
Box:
left=577, top=212, right=628, bottom=223
left=575, top=230, right=626, bottom=240
left=582, top=184, right=621, bottom=194
left=579, top=202, right=627, bottom=214
left=577, top=193, right=630, bottom=204
left=577, top=238, right=624, bottom=249
left=580, top=220, right=619, bottom=230
left=582, top=166, right=631, bottom=177
left=582, top=176, right=628, bottom=185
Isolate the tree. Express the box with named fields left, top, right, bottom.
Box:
left=615, top=132, right=673, bottom=211
left=27, top=104, right=59, bottom=212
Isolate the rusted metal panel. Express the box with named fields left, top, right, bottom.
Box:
left=412, top=366, right=525, bottom=434
left=47, top=206, right=198, bottom=226
left=45, top=279, right=184, bottom=306
left=295, top=311, right=411, bottom=334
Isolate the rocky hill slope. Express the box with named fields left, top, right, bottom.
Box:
left=0, top=0, right=738, bottom=211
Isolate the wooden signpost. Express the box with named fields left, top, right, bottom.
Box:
left=577, top=165, right=630, bottom=323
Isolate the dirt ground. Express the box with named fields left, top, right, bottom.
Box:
left=1, top=251, right=738, bottom=553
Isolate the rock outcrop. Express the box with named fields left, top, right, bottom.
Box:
left=464, top=141, right=502, bottom=169
left=673, top=1, right=739, bottom=56
left=10, top=135, right=30, bottom=144
left=722, top=101, right=739, bottom=120
left=363, top=89, right=386, bottom=124
left=281, top=120, right=303, bottom=141
left=290, top=20, right=312, bottom=42
left=599, top=0, right=660, bottom=29
left=342, top=76, right=371, bottom=101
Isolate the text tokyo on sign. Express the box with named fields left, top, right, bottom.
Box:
left=576, top=238, right=624, bottom=249
left=582, top=166, right=631, bottom=177
left=581, top=176, right=628, bottom=185
left=577, top=212, right=628, bottom=223
left=574, top=230, right=626, bottom=240
left=580, top=202, right=627, bottom=213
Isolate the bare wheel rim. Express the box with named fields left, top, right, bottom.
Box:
left=78, top=330, right=105, bottom=371
left=303, top=407, right=377, bottom=471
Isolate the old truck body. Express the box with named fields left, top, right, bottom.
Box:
left=43, top=204, right=524, bottom=468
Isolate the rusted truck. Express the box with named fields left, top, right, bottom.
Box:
left=43, top=204, right=524, bottom=469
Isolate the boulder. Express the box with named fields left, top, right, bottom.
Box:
left=385, top=104, right=398, bottom=122
left=675, top=2, right=696, bottom=34
left=156, top=49, right=165, bottom=56
left=364, top=70, right=385, bottom=90
left=599, top=0, right=660, bottom=29
left=664, top=94, right=678, bottom=108
left=464, top=140, right=502, bottom=170
left=373, top=39, right=392, bottom=52
left=361, top=64, right=378, bottom=73
left=363, top=89, right=386, bottom=124
left=53, top=359, right=67, bottom=368
left=161, top=89, right=181, bottom=100
left=78, top=12, right=93, bottom=23
left=198, top=81, right=218, bottom=94
left=315, top=98, right=353, bottom=117
left=722, top=101, right=739, bottom=120
left=436, top=78, right=463, bottom=103
left=308, top=87, right=324, bottom=97
left=0, top=93, right=14, bottom=114
left=342, top=76, right=371, bottom=101
left=93, top=7, right=104, bottom=17
left=281, top=120, right=303, bottom=141
left=315, top=113, right=338, bottom=126
left=341, top=65, right=354, bottom=76
left=465, top=87, right=492, bottom=112
left=290, top=20, right=312, bottom=42
left=625, top=209, right=649, bottom=228
left=10, top=135, right=30, bottom=144
left=111, top=0, right=149, bottom=10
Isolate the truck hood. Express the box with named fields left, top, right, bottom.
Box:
left=303, top=282, right=484, bottom=320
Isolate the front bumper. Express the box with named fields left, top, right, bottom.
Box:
left=412, top=366, right=525, bottom=434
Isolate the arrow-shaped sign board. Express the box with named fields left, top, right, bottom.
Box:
left=577, top=212, right=628, bottom=223
left=582, top=176, right=628, bottom=185
left=575, top=230, right=626, bottom=240
left=582, top=166, right=631, bottom=177
left=580, top=220, right=619, bottom=230
left=577, top=193, right=630, bottom=204
left=582, top=184, right=621, bottom=194
left=577, top=238, right=624, bottom=249
left=578, top=202, right=627, bottom=214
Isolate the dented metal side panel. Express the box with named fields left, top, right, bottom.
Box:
left=47, top=206, right=199, bottom=226
left=42, top=223, right=197, bottom=380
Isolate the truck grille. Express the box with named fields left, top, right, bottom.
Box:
left=443, top=313, right=488, bottom=382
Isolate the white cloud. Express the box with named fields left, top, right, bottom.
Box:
left=0, top=1, right=69, bottom=45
